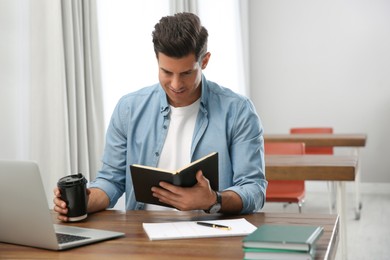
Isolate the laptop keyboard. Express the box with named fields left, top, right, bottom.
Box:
left=56, top=233, right=90, bottom=244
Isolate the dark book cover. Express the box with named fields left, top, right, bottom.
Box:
left=130, top=152, right=218, bottom=208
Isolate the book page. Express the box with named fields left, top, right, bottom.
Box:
left=142, top=218, right=256, bottom=240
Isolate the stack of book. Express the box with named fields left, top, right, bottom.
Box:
left=242, top=224, right=324, bottom=260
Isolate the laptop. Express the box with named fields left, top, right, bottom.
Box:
left=0, top=160, right=124, bottom=250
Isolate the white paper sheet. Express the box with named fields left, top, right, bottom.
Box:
left=142, top=218, right=257, bottom=240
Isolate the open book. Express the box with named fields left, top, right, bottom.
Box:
left=130, top=152, right=218, bottom=207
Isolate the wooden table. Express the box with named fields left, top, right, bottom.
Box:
left=265, top=154, right=357, bottom=260
left=264, top=133, right=367, bottom=147
left=265, top=133, right=367, bottom=220
left=0, top=210, right=339, bottom=260
left=265, top=155, right=357, bottom=181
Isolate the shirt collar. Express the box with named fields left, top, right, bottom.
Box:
left=158, top=73, right=209, bottom=116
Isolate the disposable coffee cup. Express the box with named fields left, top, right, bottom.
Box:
left=57, top=173, right=88, bottom=222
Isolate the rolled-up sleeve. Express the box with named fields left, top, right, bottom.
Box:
left=89, top=97, right=128, bottom=208
left=225, top=98, right=267, bottom=214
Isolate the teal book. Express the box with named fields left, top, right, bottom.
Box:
left=243, top=247, right=316, bottom=260
left=242, top=224, right=323, bottom=252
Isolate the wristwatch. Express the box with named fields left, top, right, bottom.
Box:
left=204, top=191, right=222, bottom=214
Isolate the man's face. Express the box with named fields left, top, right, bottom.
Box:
left=157, top=52, right=210, bottom=107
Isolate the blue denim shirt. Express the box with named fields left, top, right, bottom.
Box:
left=89, top=74, right=267, bottom=214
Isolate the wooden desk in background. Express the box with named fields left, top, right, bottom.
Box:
left=264, top=133, right=367, bottom=220
left=0, top=210, right=339, bottom=260
left=265, top=154, right=357, bottom=260
left=264, top=133, right=367, bottom=147
left=265, top=155, right=357, bottom=181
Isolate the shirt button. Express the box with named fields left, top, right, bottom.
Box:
left=155, top=152, right=159, bottom=157
left=163, top=125, right=167, bottom=129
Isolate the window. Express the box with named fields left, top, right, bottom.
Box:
left=198, top=0, right=248, bottom=96
left=97, top=1, right=248, bottom=128
left=97, top=1, right=170, bottom=126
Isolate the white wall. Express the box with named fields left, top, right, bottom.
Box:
left=249, top=0, right=390, bottom=182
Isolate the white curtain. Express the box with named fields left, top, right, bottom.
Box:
left=170, top=0, right=197, bottom=13
left=0, top=0, right=31, bottom=160
left=28, top=0, right=104, bottom=205
left=237, top=0, right=251, bottom=96
left=60, top=0, right=104, bottom=181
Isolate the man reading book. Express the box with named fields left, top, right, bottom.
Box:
left=53, top=12, right=267, bottom=221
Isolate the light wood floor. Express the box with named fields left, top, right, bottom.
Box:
left=262, top=182, right=390, bottom=260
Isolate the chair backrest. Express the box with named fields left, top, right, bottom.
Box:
left=290, top=127, right=333, bottom=154
left=264, top=142, right=306, bottom=155
left=264, top=142, right=306, bottom=206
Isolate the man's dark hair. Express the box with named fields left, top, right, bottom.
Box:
left=152, top=12, right=208, bottom=62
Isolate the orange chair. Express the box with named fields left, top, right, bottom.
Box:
left=290, top=127, right=335, bottom=212
left=265, top=142, right=306, bottom=213
left=290, top=127, right=333, bottom=155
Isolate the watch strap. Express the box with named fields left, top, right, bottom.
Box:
left=204, top=191, right=222, bottom=214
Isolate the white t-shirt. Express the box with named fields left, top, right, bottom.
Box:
left=145, top=99, right=200, bottom=211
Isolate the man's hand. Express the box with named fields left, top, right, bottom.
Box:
left=151, top=170, right=216, bottom=211
left=53, top=187, right=92, bottom=222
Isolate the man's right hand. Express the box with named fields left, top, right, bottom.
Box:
left=53, top=187, right=108, bottom=222
left=53, top=187, right=70, bottom=222
left=53, top=187, right=91, bottom=222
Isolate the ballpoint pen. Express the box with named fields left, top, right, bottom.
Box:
left=196, top=221, right=231, bottom=230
